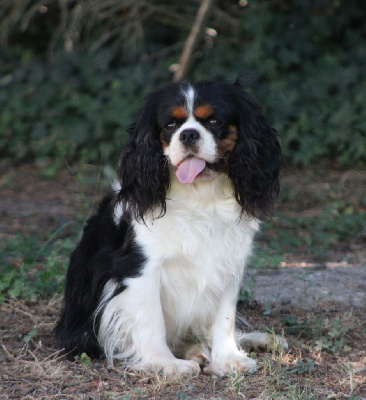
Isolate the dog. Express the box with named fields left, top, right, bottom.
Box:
left=55, top=80, right=281, bottom=376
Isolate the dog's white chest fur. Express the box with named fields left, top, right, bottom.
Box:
left=133, top=176, right=259, bottom=343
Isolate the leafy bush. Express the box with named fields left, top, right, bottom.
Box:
left=193, top=0, right=366, bottom=166
left=0, top=0, right=365, bottom=167
left=0, top=53, right=174, bottom=170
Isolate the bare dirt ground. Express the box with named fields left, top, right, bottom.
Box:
left=1, top=165, right=365, bottom=399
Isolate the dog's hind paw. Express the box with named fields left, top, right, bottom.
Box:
left=238, top=331, right=289, bottom=353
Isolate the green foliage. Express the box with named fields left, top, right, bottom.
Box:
left=238, top=276, right=256, bottom=303
left=0, top=233, right=74, bottom=303
left=281, top=315, right=313, bottom=339
left=254, top=202, right=366, bottom=264
left=193, top=0, right=366, bottom=166
left=282, top=314, right=352, bottom=354
left=0, top=52, right=172, bottom=169
left=79, top=352, right=92, bottom=367
left=288, top=359, right=316, bottom=375
left=314, top=319, right=351, bottom=353
left=23, top=328, right=38, bottom=343
left=1, top=0, right=365, bottom=167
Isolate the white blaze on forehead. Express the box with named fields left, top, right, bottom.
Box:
left=182, top=85, right=195, bottom=115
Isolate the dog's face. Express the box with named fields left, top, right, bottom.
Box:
left=118, top=81, right=281, bottom=221
left=158, top=84, right=240, bottom=184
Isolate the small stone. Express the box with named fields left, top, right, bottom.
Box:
left=280, top=297, right=291, bottom=306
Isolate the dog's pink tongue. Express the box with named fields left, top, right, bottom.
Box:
left=176, top=158, right=206, bottom=184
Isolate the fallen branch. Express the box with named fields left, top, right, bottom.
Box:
left=173, top=0, right=215, bottom=82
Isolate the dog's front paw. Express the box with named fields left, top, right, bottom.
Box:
left=203, top=351, right=257, bottom=377
left=139, top=358, right=200, bottom=376
left=162, top=359, right=201, bottom=375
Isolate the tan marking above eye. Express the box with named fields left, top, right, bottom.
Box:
left=171, top=106, right=188, bottom=119
left=194, top=105, right=214, bottom=119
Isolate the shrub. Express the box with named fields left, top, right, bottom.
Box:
left=0, top=0, right=365, bottom=168
left=193, top=0, right=366, bottom=166
left=0, top=52, right=173, bottom=169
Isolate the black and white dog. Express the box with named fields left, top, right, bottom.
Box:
left=56, top=80, right=281, bottom=376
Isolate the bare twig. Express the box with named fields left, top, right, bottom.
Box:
left=236, top=313, right=254, bottom=330
left=173, top=0, right=216, bottom=82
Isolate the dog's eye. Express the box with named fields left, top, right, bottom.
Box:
left=207, top=118, right=222, bottom=128
left=165, top=121, right=177, bottom=131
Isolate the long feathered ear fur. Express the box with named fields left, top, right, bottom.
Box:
left=228, top=81, right=281, bottom=219
left=117, top=94, right=170, bottom=222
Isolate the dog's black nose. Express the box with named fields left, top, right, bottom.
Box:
left=179, top=129, right=200, bottom=146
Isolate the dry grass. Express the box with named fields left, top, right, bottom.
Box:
left=1, top=298, right=365, bottom=399
left=1, top=166, right=366, bottom=398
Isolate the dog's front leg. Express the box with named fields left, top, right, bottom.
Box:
left=98, top=262, right=200, bottom=375
left=204, top=279, right=257, bottom=376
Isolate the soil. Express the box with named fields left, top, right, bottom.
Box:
left=1, top=164, right=365, bottom=308
left=0, top=164, right=365, bottom=399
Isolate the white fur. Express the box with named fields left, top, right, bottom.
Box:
left=112, top=181, right=124, bottom=225
left=98, top=174, right=259, bottom=375
left=183, top=85, right=195, bottom=114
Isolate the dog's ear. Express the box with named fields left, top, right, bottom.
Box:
left=117, top=96, right=170, bottom=222
left=228, top=83, right=281, bottom=219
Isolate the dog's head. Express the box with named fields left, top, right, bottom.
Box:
left=117, top=80, right=281, bottom=221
